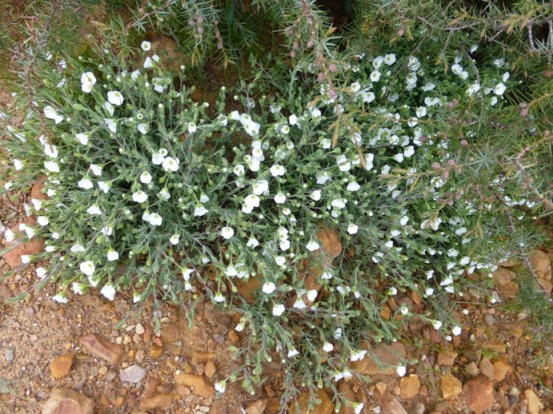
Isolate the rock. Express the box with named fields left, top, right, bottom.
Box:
left=120, top=365, right=146, bottom=383
left=337, top=382, right=357, bottom=414
left=351, top=342, right=406, bottom=375
left=464, top=362, right=480, bottom=377
left=50, top=354, right=74, bottom=379
left=440, top=374, right=462, bottom=399
left=204, top=361, right=216, bottom=378
left=135, top=323, right=145, bottom=335
left=380, top=392, right=408, bottom=414
left=31, top=178, right=48, bottom=200
left=399, top=374, right=420, bottom=400
left=149, top=36, right=188, bottom=72
left=228, top=330, right=240, bottom=344
left=80, top=333, right=123, bottom=364
left=316, top=227, right=342, bottom=259
left=236, top=277, right=262, bottom=304
left=139, top=393, right=175, bottom=411
left=530, top=250, right=552, bottom=294
left=174, top=374, right=214, bottom=398
left=149, top=345, right=163, bottom=359
left=291, top=389, right=334, bottom=414
left=479, top=357, right=494, bottom=381
left=0, top=284, right=12, bottom=299
left=191, top=351, right=216, bottom=365
left=524, top=389, right=540, bottom=414
left=483, top=315, right=495, bottom=326
left=437, top=350, right=458, bottom=366
left=5, top=348, right=14, bottom=363
left=492, top=268, right=519, bottom=299
left=176, top=385, right=191, bottom=396
left=464, top=375, right=494, bottom=414
left=4, top=217, right=45, bottom=268
left=375, top=382, right=387, bottom=396
left=42, top=388, right=94, bottom=414
left=492, top=360, right=511, bottom=382
left=246, top=399, right=267, bottom=414
left=412, top=402, right=425, bottom=414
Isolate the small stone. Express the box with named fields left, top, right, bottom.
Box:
left=228, top=330, right=240, bottom=344
left=161, top=325, right=180, bottom=343
left=317, top=227, right=342, bottom=259
left=98, top=366, right=108, bottom=376
left=5, top=349, right=14, bottom=363
left=174, top=374, right=214, bottom=398
left=493, top=360, right=510, bottom=382
left=135, top=350, right=145, bottom=363
left=191, top=351, right=216, bottom=365
left=464, top=362, right=480, bottom=377
left=292, top=389, right=334, bottom=414
left=399, top=374, right=420, bottom=399
left=176, top=386, right=191, bottom=397
left=50, top=354, right=74, bottom=379
left=213, top=334, right=225, bottom=345
left=120, top=365, right=146, bottom=383
left=437, top=350, right=458, bottom=366
left=380, top=392, right=408, bottom=414
left=135, top=323, right=145, bottom=335
left=530, top=250, right=552, bottom=294
left=412, top=402, right=425, bottom=414
left=479, top=357, right=494, bottom=381
left=464, top=375, right=494, bottom=414
left=139, top=393, right=175, bottom=411
left=440, top=374, right=463, bottom=399
left=524, top=389, right=540, bottom=414
left=375, top=382, right=387, bottom=396
left=42, top=388, right=94, bottom=414
left=132, top=334, right=141, bottom=343
left=204, top=361, right=216, bottom=379
left=123, top=335, right=132, bottom=345
left=484, top=315, right=495, bottom=326
left=149, top=345, right=163, bottom=359
left=351, top=342, right=406, bottom=375
left=3, top=217, right=45, bottom=268
left=80, top=333, right=123, bottom=364
left=246, top=399, right=267, bottom=414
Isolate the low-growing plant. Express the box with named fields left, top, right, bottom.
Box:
left=1, top=2, right=552, bottom=412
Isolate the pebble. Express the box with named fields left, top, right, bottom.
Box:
left=42, top=388, right=94, bottom=414
left=524, top=389, right=540, bottom=414
left=80, top=333, right=124, bottom=364
left=484, top=314, right=495, bottom=326
left=120, top=365, right=146, bottom=383
left=135, top=350, right=145, bottom=363
left=5, top=349, right=14, bottom=363
left=136, top=323, right=145, bottom=335
left=440, top=373, right=463, bottom=399
left=213, top=334, right=225, bottom=345
left=464, top=362, right=480, bottom=377
left=464, top=375, right=494, bottom=414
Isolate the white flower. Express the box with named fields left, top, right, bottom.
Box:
left=101, top=226, right=113, bottom=236
left=138, top=123, right=150, bottom=135
left=404, top=146, right=415, bottom=158
left=107, top=250, right=119, bottom=261
left=188, top=123, right=197, bottom=133
left=370, top=71, right=381, bottom=82
left=306, top=289, right=318, bottom=302
left=144, top=56, right=154, bottom=68
left=247, top=237, right=259, bottom=248
left=80, top=261, right=95, bottom=276
left=337, top=155, right=351, bottom=172
left=170, top=234, right=180, bottom=245
left=76, top=133, right=89, bottom=145
left=262, top=282, right=276, bottom=294
left=280, top=124, right=290, bottom=134
left=104, top=118, right=117, bottom=133
left=452, top=326, right=462, bottom=336
left=70, top=244, right=85, bottom=253
left=396, top=366, right=407, bottom=377
left=252, top=180, right=269, bottom=195
left=13, top=159, right=23, bottom=170
left=90, top=164, right=102, bottom=176
left=86, top=205, right=102, bottom=215
left=346, top=182, right=360, bottom=192
left=81, top=72, right=96, bottom=93
left=323, top=342, right=334, bottom=352
left=140, top=171, right=152, bottom=184
left=269, top=164, right=286, bottom=177
left=321, top=138, right=332, bottom=149
left=334, top=370, right=352, bottom=382
left=72, top=283, right=86, bottom=295
left=331, top=198, right=346, bottom=209
left=350, top=82, right=361, bottom=93
left=213, top=292, right=226, bottom=303
left=141, top=41, right=151, bottom=51
left=310, top=190, right=322, bottom=201
left=100, top=284, right=116, bottom=300
left=53, top=293, right=68, bottom=304
left=424, top=287, right=434, bottom=297
left=384, top=53, right=396, bottom=65
left=4, top=229, right=15, bottom=242
left=244, top=194, right=260, bottom=209
left=466, top=83, right=481, bottom=96
left=408, top=56, right=421, bottom=71
left=347, top=223, right=358, bottom=235
left=21, top=254, right=31, bottom=264
left=350, top=350, right=367, bottom=362
left=98, top=181, right=110, bottom=193
left=149, top=213, right=163, bottom=226
left=502, top=71, right=510, bottom=82
left=45, top=246, right=56, bottom=252
left=306, top=240, right=320, bottom=251
left=78, top=178, right=94, bottom=190
left=37, top=216, right=49, bottom=226
left=432, top=320, right=443, bottom=330
left=393, top=153, right=404, bottom=163
left=274, top=193, right=286, bottom=204
left=272, top=304, right=285, bottom=316
left=221, top=226, right=234, bottom=240
left=103, top=101, right=114, bottom=116
left=44, top=144, right=58, bottom=158
left=132, top=190, right=148, bottom=203
left=289, top=114, right=298, bottom=125
left=194, top=205, right=209, bottom=217
left=162, top=157, right=179, bottom=172
left=494, top=82, right=506, bottom=96
left=451, top=63, right=463, bottom=75
left=373, top=56, right=384, bottom=68
left=416, top=106, right=427, bottom=118
left=287, top=348, right=300, bottom=358
left=214, top=381, right=226, bottom=394
left=182, top=268, right=194, bottom=280
left=44, top=161, right=60, bottom=173
left=280, top=239, right=291, bottom=251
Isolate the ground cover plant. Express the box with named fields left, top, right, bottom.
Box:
left=1, top=0, right=552, bottom=411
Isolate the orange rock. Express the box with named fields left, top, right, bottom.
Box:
left=437, top=350, right=458, bottom=366
left=204, top=361, right=217, bottom=378
left=3, top=217, right=45, bottom=268
left=80, top=333, right=123, bottom=364
left=492, top=360, right=511, bottom=382
left=149, top=36, right=188, bottom=72
left=351, top=342, right=406, bottom=375
left=291, top=389, right=334, bottom=414
left=530, top=250, right=552, bottom=294
left=42, top=388, right=94, bottom=414
left=246, top=399, right=268, bottom=414
left=228, top=330, right=240, bottom=344
left=191, top=351, right=216, bottom=365
left=30, top=178, right=48, bottom=200
left=174, top=374, right=214, bottom=398
left=149, top=345, right=163, bottom=359
left=50, top=354, right=75, bottom=379
left=139, top=393, right=175, bottom=411
left=464, top=375, right=494, bottom=414
left=440, top=374, right=462, bottom=399
left=380, top=392, right=407, bottom=414
left=236, top=277, right=262, bottom=303
left=316, top=227, right=342, bottom=259
left=399, top=374, right=420, bottom=400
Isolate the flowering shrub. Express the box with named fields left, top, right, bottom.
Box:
left=1, top=33, right=537, bottom=410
